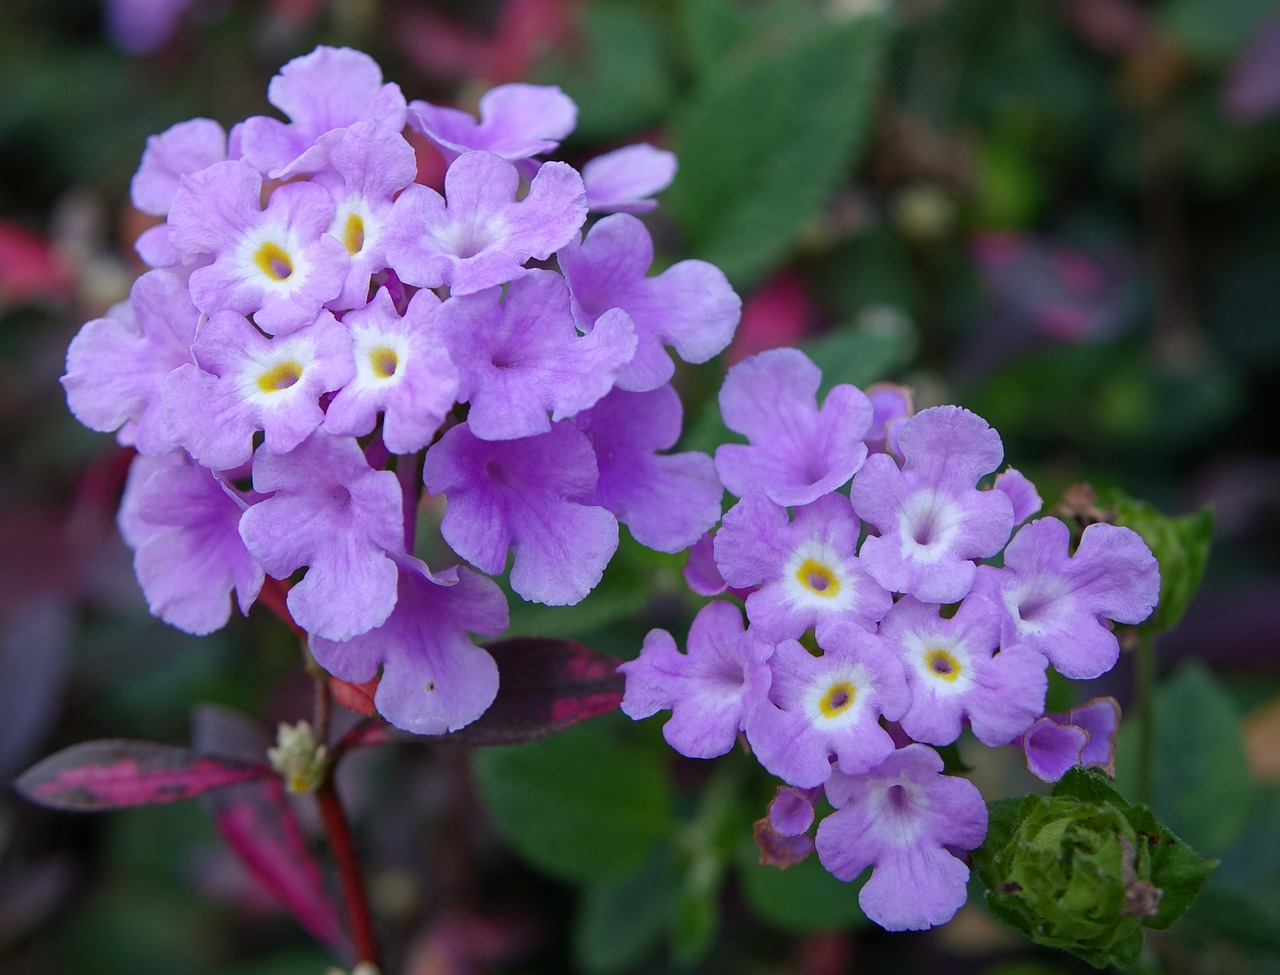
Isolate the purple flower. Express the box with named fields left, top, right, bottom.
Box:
left=581, top=143, right=677, bottom=214
left=322, top=288, right=459, bottom=454
left=238, top=46, right=407, bottom=178
left=310, top=119, right=419, bottom=309
left=559, top=213, right=740, bottom=391
left=714, top=492, right=890, bottom=643
left=715, top=349, right=873, bottom=506
left=117, top=451, right=263, bottom=635
left=974, top=518, right=1159, bottom=679
left=745, top=625, right=910, bottom=788
left=864, top=381, right=912, bottom=456
left=408, top=84, right=576, bottom=166
left=850, top=406, right=1014, bottom=604
left=994, top=468, right=1043, bottom=524
left=1018, top=696, right=1121, bottom=782
left=768, top=785, right=822, bottom=836
left=105, top=0, right=193, bottom=55
left=684, top=532, right=729, bottom=597
left=383, top=151, right=586, bottom=296
left=816, top=744, right=988, bottom=931
left=877, top=594, right=1047, bottom=746
left=310, top=558, right=508, bottom=735
left=423, top=422, right=618, bottom=606
left=572, top=385, right=722, bottom=553
left=434, top=270, right=636, bottom=441
left=1020, top=718, right=1090, bottom=782
left=62, top=269, right=198, bottom=455
left=238, top=432, right=405, bottom=641
left=131, top=118, right=227, bottom=216
left=618, top=601, right=773, bottom=759
left=168, top=160, right=350, bottom=335
left=164, top=310, right=353, bottom=471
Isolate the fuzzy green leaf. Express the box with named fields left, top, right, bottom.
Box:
left=668, top=13, right=887, bottom=288
left=470, top=719, right=674, bottom=882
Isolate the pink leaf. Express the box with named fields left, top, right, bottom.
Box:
left=15, top=739, right=273, bottom=810
left=207, top=776, right=352, bottom=960
left=444, top=637, right=624, bottom=746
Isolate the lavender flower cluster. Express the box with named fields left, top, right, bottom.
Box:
left=61, top=46, right=739, bottom=735
left=619, top=348, right=1161, bottom=932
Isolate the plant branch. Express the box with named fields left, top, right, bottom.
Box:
left=316, top=776, right=381, bottom=969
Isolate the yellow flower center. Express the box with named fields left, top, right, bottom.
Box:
left=795, top=558, right=840, bottom=598
left=924, top=648, right=961, bottom=682
left=257, top=360, right=303, bottom=393
left=369, top=346, right=398, bottom=379
left=253, top=241, right=294, bottom=281
left=342, top=213, right=365, bottom=255
left=819, top=681, right=857, bottom=718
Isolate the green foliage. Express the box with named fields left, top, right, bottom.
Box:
left=1162, top=0, right=1277, bottom=63
left=469, top=718, right=674, bottom=882
left=668, top=12, right=887, bottom=288
left=551, top=2, right=674, bottom=145
left=574, top=851, right=678, bottom=974
left=736, top=842, right=867, bottom=933
left=1104, top=491, right=1213, bottom=636
left=1116, top=662, right=1253, bottom=856
left=974, top=768, right=1215, bottom=970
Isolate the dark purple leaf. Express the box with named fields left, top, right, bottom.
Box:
left=191, top=703, right=273, bottom=762
left=445, top=637, right=625, bottom=746
left=15, top=739, right=274, bottom=811
left=1224, top=13, right=1280, bottom=124
left=0, top=598, right=72, bottom=780
left=207, top=776, right=352, bottom=961
left=333, top=718, right=401, bottom=755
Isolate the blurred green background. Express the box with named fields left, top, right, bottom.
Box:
left=2, top=0, right=1279, bottom=972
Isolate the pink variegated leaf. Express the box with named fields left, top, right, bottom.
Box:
left=15, top=739, right=273, bottom=811
left=206, top=776, right=352, bottom=960
left=444, top=637, right=624, bottom=746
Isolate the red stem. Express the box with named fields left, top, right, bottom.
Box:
left=315, top=778, right=381, bottom=969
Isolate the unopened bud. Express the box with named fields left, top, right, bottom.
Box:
left=268, top=720, right=329, bottom=794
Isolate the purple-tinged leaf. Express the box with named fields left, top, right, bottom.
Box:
left=191, top=703, right=273, bottom=762
left=15, top=739, right=273, bottom=810
left=1224, top=13, right=1280, bottom=124
left=444, top=637, right=624, bottom=746
left=333, top=718, right=402, bottom=756
left=206, top=776, right=352, bottom=960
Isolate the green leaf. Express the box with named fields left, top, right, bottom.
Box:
left=1115, top=662, right=1252, bottom=855
left=1186, top=885, right=1280, bottom=955
left=574, top=851, right=677, bottom=974
left=801, top=316, right=913, bottom=395
left=1103, top=491, right=1212, bottom=636
left=737, top=842, right=868, bottom=933
left=552, top=3, right=674, bottom=145
left=1162, top=0, right=1276, bottom=63
left=470, top=718, right=674, bottom=882
left=670, top=879, right=719, bottom=966
left=668, top=13, right=888, bottom=288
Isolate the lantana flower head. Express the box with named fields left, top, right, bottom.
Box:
left=850, top=405, right=1015, bottom=604
left=816, top=744, right=988, bottom=931
left=619, top=600, right=773, bottom=759
left=974, top=517, right=1160, bottom=679
left=714, top=491, right=891, bottom=642
left=715, top=347, right=874, bottom=506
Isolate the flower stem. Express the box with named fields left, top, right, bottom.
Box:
left=1136, top=633, right=1156, bottom=807
left=316, top=776, right=381, bottom=969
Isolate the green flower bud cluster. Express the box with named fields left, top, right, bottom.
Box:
left=973, top=768, right=1215, bottom=970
